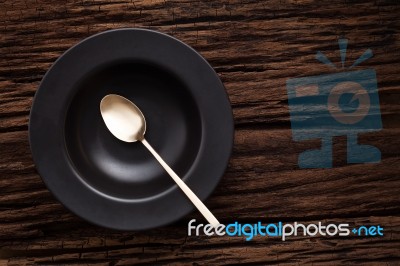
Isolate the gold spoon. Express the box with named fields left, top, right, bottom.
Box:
left=100, top=94, right=220, bottom=227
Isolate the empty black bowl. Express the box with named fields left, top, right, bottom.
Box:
left=29, top=29, right=234, bottom=230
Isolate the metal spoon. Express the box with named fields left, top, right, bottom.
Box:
left=100, top=94, right=220, bottom=228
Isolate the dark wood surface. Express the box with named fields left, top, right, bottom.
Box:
left=1, top=0, right=400, bottom=265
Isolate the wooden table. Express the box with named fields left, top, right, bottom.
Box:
left=1, top=1, right=399, bottom=265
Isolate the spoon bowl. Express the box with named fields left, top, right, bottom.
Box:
left=100, top=94, right=146, bottom=142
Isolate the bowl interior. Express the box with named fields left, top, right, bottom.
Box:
left=65, top=61, right=202, bottom=200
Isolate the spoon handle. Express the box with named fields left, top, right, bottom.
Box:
left=141, top=138, right=220, bottom=228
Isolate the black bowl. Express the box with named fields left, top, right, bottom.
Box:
left=29, top=29, right=233, bottom=230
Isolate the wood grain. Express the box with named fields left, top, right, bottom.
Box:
left=1, top=0, right=400, bottom=265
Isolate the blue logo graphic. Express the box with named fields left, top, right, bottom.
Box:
left=286, top=39, right=382, bottom=168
